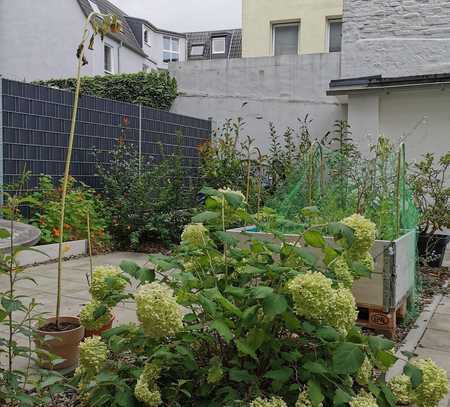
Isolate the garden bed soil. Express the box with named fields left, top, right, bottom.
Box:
left=40, top=321, right=80, bottom=332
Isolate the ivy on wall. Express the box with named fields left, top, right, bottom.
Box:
left=36, top=71, right=178, bottom=110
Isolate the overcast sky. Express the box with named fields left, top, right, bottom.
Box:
left=111, top=0, right=242, bottom=32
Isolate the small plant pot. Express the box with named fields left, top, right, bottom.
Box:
left=418, top=233, right=450, bottom=268
left=84, top=314, right=115, bottom=338
left=35, top=316, right=85, bottom=370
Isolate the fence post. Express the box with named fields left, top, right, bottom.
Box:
left=139, top=104, right=142, bottom=176
left=0, top=76, right=3, bottom=210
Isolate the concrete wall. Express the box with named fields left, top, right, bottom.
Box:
left=169, top=53, right=345, bottom=150
left=242, top=0, right=343, bottom=57
left=342, top=0, right=450, bottom=78
left=0, top=0, right=148, bottom=81
left=347, top=86, right=450, bottom=161
left=0, top=0, right=89, bottom=81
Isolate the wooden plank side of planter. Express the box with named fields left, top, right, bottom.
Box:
left=16, top=240, right=87, bottom=267
left=227, top=227, right=415, bottom=311
left=393, top=230, right=417, bottom=308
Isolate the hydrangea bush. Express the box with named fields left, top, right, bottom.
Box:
left=79, top=265, right=129, bottom=333
left=75, top=188, right=448, bottom=407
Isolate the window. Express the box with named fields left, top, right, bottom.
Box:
left=144, top=29, right=149, bottom=45
left=88, top=0, right=101, bottom=14
left=104, top=44, right=113, bottom=73
left=273, top=23, right=299, bottom=56
left=328, top=19, right=343, bottom=52
left=190, top=44, right=205, bottom=57
left=163, top=36, right=179, bottom=63
left=212, top=36, right=226, bottom=54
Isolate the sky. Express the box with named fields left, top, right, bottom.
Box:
left=111, top=0, right=242, bottom=32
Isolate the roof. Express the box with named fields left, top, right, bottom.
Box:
left=328, top=73, right=450, bottom=95
left=77, top=0, right=147, bottom=57
left=185, top=29, right=242, bottom=60
left=125, top=16, right=185, bottom=39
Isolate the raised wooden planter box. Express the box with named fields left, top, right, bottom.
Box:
left=16, top=240, right=87, bottom=267
left=227, top=226, right=417, bottom=337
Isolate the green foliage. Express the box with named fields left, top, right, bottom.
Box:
left=0, top=180, right=67, bottom=405
left=35, top=71, right=178, bottom=110
left=23, top=175, right=110, bottom=248
left=70, top=187, right=443, bottom=407
left=410, top=151, right=450, bottom=234
left=97, top=138, right=195, bottom=249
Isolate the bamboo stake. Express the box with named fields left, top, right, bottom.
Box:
left=87, top=209, right=93, bottom=281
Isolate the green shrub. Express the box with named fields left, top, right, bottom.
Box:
left=97, top=139, right=195, bottom=249
left=25, top=175, right=110, bottom=248
left=36, top=71, right=177, bottom=110
left=72, top=188, right=447, bottom=406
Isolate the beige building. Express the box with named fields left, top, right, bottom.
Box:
left=242, top=0, right=343, bottom=57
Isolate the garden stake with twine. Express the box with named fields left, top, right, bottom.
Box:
left=86, top=209, right=94, bottom=281
left=55, top=12, right=121, bottom=327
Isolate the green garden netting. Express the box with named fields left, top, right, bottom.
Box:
left=267, top=138, right=421, bottom=315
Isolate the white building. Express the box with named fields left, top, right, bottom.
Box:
left=0, top=0, right=186, bottom=82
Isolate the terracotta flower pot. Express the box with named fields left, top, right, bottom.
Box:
left=35, top=316, right=85, bottom=370
left=84, top=314, right=115, bottom=338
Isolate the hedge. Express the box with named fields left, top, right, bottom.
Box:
left=36, top=71, right=178, bottom=110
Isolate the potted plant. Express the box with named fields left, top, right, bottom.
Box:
left=35, top=11, right=122, bottom=370
left=410, top=151, right=450, bottom=267
left=80, top=265, right=128, bottom=338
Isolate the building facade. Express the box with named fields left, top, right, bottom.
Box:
left=0, top=0, right=186, bottom=82
left=242, top=0, right=343, bottom=57
left=185, top=30, right=242, bottom=61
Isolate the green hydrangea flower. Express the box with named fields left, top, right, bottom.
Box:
left=288, top=273, right=357, bottom=335
left=388, top=375, right=413, bottom=405
left=181, top=223, right=208, bottom=246
left=332, top=256, right=354, bottom=289
left=250, top=396, right=287, bottom=407
left=349, top=390, right=378, bottom=407
left=356, top=357, right=373, bottom=386
left=79, top=336, right=108, bottom=376
left=412, top=358, right=449, bottom=407
left=288, top=272, right=334, bottom=323
left=359, top=251, right=375, bottom=273
left=341, top=214, right=377, bottom=252
left=135, top=282, right=183, bottom=339
left=79, top=300, right=112, bottom=330
left=90, top=265, right=127, bottom=306
left=296, top=389, right=322, bottom=407
left=327, top=287, right=358, bottom=335
left=134, top=362, right=162, bottom=406
left=207, top=363, right=224, bottom=384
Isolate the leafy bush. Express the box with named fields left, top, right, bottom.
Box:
left=410, top=151, right=450, bottom=235
left=97, top=140, right=195, bottom=249
left=72, top=188, right=448, bottom=406
left=25, top=175, right=109, bottom=248
left=36, top=71, right=178, bottom=110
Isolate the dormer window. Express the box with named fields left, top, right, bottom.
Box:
left=190, top=44, right=205, bottom=57
left=212, top=36, right=226, bottom=54
left=144, top=29, right=150, bottom=45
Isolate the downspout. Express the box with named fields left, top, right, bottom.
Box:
left=118, top=40, right=123, bottom=73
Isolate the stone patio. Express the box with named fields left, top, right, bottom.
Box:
left=0, top=251, right=149, bottom=370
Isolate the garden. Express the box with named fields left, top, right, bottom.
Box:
left=1, top=10, right=450, bottom=407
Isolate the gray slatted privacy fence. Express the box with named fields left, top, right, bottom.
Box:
left=0, top=77, right=211, bottom=193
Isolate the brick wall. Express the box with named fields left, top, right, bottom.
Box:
left=342, top=0, right=450, bottom=77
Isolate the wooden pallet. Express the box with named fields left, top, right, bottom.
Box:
left=356, top=298, right=408, bottom=338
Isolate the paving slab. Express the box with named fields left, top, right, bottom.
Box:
left=429, top=313, right=450, bottom=332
